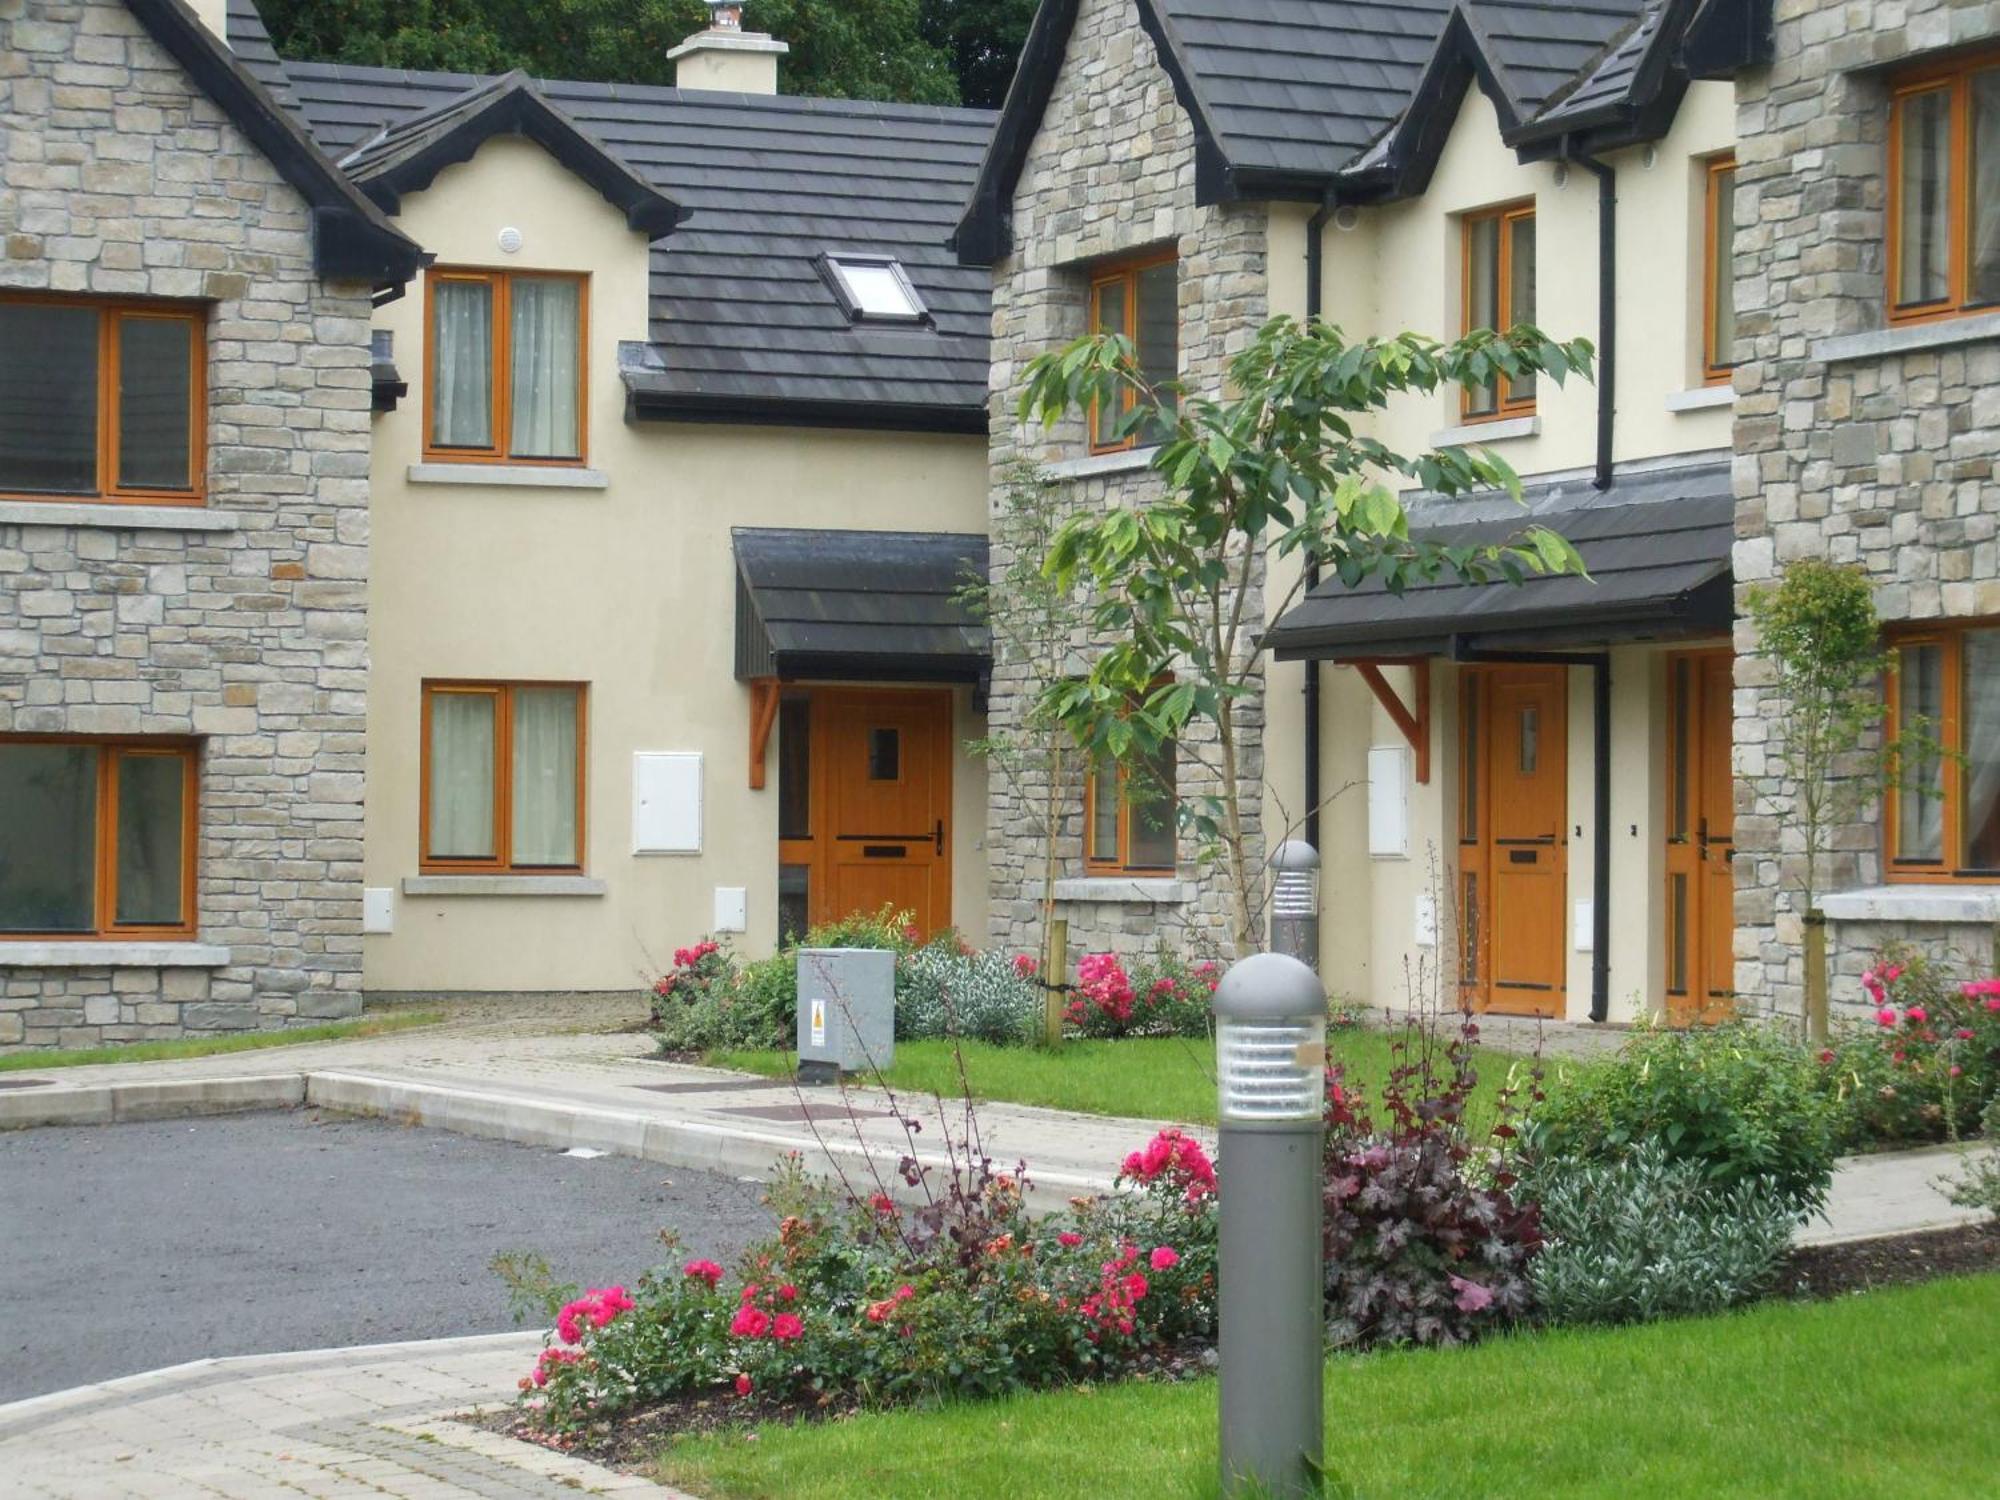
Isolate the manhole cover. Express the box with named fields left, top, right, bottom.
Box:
left=0, top=1078, right=54, bottom=1090
left=719, top=1103, right=893, bottom=1123
left=631, top=1078, right=794, bottom=1096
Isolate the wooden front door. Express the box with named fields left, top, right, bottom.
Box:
left=807, top=689, right=953, bottom=942
left=1664, top=651, right=1737, bottom=1024
left=1459, top=666, right=1567, bottom=1016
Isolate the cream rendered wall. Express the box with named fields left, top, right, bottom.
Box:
left=1260, top=83, right=1738, bottom=1018
left=363, top=138, right=987, bottom=992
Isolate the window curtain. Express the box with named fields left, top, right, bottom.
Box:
left=1898, top=645, right=1945, bottom=861
left=1972, top=71, right=2000, bottom=305
left=511, top=687, right=579, bottom=865
left=431, top=281, right=492, bottom=448
left=509, top=279, right=580, bottom=459
left=1962, top=631, right=2000, bottom=868
left=429, top=692, right=496, bottom=858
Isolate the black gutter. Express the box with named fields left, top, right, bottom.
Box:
left=1451, top=641, right=1613, bottom=1022
left=626, top=388, right=989, bottom=436
left=1301, top=191, right=1337, bottom=852
left=1568, top=143, right=1617, bottom=492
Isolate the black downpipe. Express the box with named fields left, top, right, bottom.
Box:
left=1301, top=192, right=1337, bottom=850
left=1569, top=146, right=1616, bottom=492
left=1453, top=642, right=1613, bottom=1024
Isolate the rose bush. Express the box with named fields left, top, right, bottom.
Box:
left=1821, top=949, right=2000, bottom=1147
left=518, top=1134, right=1218, bottom=1435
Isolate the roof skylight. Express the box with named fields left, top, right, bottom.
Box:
left=822, top=255, right=928, bottom=324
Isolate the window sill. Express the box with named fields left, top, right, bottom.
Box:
left=1052, top=876, right=1190, bottom=905
left=402, top=875, right=608, bottom=897
left=1819, top=885, right=2000, bottom=924
left=1430, top=414, right=1540, bottom=447
left=1665, top=385, right=1736, bottom=413
left=0, top=941, right=230, bottom=968
left=1812, top=312, right=2000, bottom=366
left=406, top=463, right=609, bottom=491
left=0, top=500, right=240, bottom=532
left=1039, top=446, right=1161, bottom=482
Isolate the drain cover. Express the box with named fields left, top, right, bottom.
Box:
left=0, top=1078, right=54, bottom=1090
left=631, top=1078, right=794, bottom=1096
left=719, top=1102, right=892, bottom=1124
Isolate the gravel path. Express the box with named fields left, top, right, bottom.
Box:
left=0, top=1109, right=773, bottom=1403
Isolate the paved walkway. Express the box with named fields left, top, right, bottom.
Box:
left=0, top=1332, right=691, bottom=1500
left=1, top=995, right=1986, bottom=1239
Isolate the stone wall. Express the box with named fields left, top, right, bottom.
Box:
left=0, top=0, right=373, bottom=1046
left=1731, top=1, right=2000, bottom=1021
left=983, top=0, right=1268, bottom=965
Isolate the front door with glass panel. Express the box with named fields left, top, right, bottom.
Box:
left=776, top=689, right=952, bottom=944
left=1458, top=666, right=1567, bottom=1016
left=1664, top=651, right=1737, bottom=1025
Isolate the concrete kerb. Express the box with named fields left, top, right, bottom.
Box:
left=0, top=1071, right=304, bottom=1129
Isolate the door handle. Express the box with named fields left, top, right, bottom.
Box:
left=934, top=819, right=945, bottom=856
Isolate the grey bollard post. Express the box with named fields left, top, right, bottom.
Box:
left=1269, top=841, right=1321, bottom=972
left=1213, top=952, right=1327, bottom=1500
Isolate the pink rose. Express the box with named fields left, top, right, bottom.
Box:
left=735, top=1373, right=753, bottom=1397
left=683, top=1259, right=723, bottom=1288
left=1906, top=1005, right=1928, bottom=1024
left=1058, top=1231, right=1083, bottom=1248
left=1149, top=1246, right=1180, bottom=1271
left=1876, top=1007, right=1898, bottom=1028
left=771, top=1313, right=804, bottom=1342
left=730, top=1306, right=770, bottom=1339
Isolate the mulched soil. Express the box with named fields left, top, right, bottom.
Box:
left=1779, top=1220, right=2000, bottom=1300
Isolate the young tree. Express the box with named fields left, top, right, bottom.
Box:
left=1745, top=560, right=1936, bottom=1040
left=959, top=461, right=1095, bottom=1043
left=1019, top=316, right=1594, bottom=959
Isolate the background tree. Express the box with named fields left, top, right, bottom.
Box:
left=959, top=461, right=1095, bottom=1043
left=261, top=0, right=962, bottom=105
left=919, top=0, right=1038, bottom=107
left=1745, top=560, right=1938, bottom=1041
left=1019, top=317, right=1594, bottom=959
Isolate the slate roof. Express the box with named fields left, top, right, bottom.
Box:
left=1264, top=455, right=1733, bottom=659
left=276, top=59, right=996, bottom=430
left=224, top=0, right=296, bottom=112
left=733, top=528, right=991, bottom=682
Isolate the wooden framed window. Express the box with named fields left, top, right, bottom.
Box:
left=1084, top=730, right=1177, bottom=875
left=0, top=294, right=205, bottom=505
left=423, top=269, right=588, bottom=465
left=1888, top=49, right=2000, bottom=323
left=421, top=681, right=587, bottom=872
left=1885, top=621, right=2000, bottom=881
left=1087, top=251, right=1178, bottom=452
left=1703, top=155, right=1740, bottom=382
left=0, top=738, right=197, bottom=939
left=1461, top=202, right=1536, bottom=420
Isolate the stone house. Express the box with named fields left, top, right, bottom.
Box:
left=0, top=0, right=420, bottom=1046
left=10, top=0, right=1996, bottom=1048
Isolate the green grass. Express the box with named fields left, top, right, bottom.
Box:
left=655, top=1274, right=2000, bottom=1500
left=708, top=1030, right=1568, bottom=1130
left=0, top=1009, right=444, bottom=1070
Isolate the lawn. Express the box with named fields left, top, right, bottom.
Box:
left=655, top=1273, right=2000, bottom=1500
left=0, top=1009, right=443, bottom=1070
left=708, top=1029, right=1567, bottom=1130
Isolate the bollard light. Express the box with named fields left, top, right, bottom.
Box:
left=1269, top=840, right=1322, bottom=973
left=1213, top=952, right=1326, bottom=1500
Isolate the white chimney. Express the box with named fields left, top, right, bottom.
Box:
left=667, top=0, right=788, bottom=95
left=192, top=0, right=231, bottom=47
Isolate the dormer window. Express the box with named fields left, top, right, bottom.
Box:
left=821, top=256, right=928, bottom=324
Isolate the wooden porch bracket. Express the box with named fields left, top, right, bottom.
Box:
left=748, top=678, right=780, bottom=790
left=1353, top=659, right=1431, bottom=784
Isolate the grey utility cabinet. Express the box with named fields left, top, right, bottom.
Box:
left=795, top=947, right=896, bottom=1084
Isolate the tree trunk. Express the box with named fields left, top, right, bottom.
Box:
left=1802, top=907, right=1829, bottom=1044
left=1216, top=698, right=1257, bottom=959
left=1042, top=917, right=1068, bottom=1048
left=1038, top=746, right=1065, bottom=1048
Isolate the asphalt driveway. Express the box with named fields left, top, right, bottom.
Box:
left=0, top=1109, right=774, bottom=1402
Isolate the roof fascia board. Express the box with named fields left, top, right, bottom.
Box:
left=352, top=77, right=685, bottom=239
left=1128, top=0, right=1235, bottom=206
left=625, top=386, right=988, bottom=436
left=122, top=0, right=424, bottom=288
left=1509, top=0, right=1698, bottom=154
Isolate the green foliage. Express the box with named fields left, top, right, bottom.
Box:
left=260, top=0, right=961, bottom=105
left=1743, top=560, right=1933, bottom=906
left=1522, top=1022, right=1841, bottom=1218
left=1947, top=1096, right=2000, bottom=1217
left=919, top=0, right=1037, bottom=107
left=1526, top=1142, right=1797, bottom=1327
left=895, top=944, right=1039, bottom=1044
left=1018, top=316, right=1592, bottom=952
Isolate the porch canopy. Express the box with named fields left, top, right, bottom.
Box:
left=732, top=527, right=990, bottom=684
left=1264, top=458, right=1734, bottom=662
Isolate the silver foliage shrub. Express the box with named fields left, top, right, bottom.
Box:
left=1528, top=1141, right=1797, bottom=1326
left=896, top=946, right=1038, bottom=1045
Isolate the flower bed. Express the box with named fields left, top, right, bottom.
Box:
left=1820, top=950, right=2000, bottom=1148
